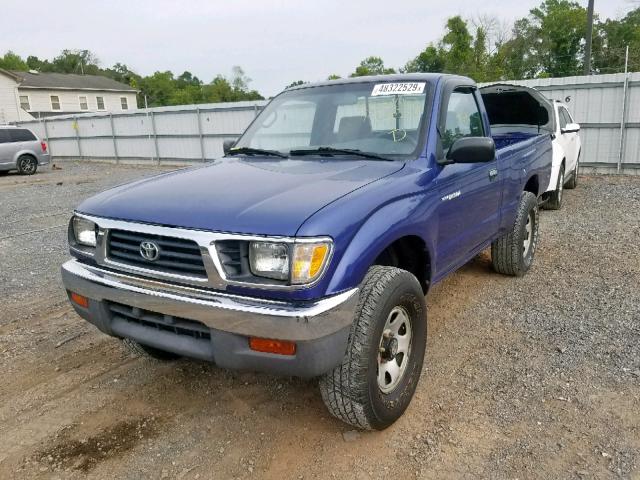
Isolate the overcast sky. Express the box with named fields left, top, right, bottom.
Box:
left=1, top=0, right=635, bottom=96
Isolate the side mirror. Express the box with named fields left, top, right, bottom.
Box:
left=445, top=137, right=495, bottom=164
left=561, top=123, right=580, bottom=134
left=223, top=139, right=236, bottom=155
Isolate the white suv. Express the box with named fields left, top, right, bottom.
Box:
left=544, top=101, right=581, bottom=210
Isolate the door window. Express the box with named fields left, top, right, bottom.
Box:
left=558, top=107, right=568, bottom=129
left=0, top=129, right=10, bottom=144
left=442, top=89, right=484, bottom=150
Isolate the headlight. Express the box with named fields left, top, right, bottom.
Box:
left=248, top=240, right=331, bottom=285
left=249, top=242, right=289, bottom=280
left=72, top=216, right=97, bottom=247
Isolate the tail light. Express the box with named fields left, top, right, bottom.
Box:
left=41, top=141, right=47, bottom=153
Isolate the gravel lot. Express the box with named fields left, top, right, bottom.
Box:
left=0, top=162, right=638, bottom=479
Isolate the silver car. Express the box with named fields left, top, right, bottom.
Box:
left=0, top=126, right=50, bottom=175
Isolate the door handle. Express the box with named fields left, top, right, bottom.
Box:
left=489, top=168, right=498, bottom=180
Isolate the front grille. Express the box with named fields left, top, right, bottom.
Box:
left=108, top=302, right=211, bottom=340
left=107, top=229, right=207, bottom=278
left=215, top=240, right=249, bottom=278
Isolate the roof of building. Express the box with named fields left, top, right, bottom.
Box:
left=1, top=69, right=136, bottom=92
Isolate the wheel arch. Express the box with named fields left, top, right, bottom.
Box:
left=373, top=235, right=432, bottom=293
left=14, top=150, right=37, bottom=164
left=325, top=197, right=436, bottom=296
left=524, top=174, right=540, bottom=197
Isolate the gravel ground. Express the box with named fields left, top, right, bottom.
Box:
left=0, top=162, right=638, bottom=479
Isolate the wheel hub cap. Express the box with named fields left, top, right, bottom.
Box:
left=523, top=213, right=533, bottom=256
left=380, top=335, right=399, bottom=361
left=377, top=306, right=412, bottom=393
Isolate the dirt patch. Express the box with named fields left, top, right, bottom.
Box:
left=32, top=416, right=162, bottom=473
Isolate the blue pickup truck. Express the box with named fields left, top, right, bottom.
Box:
left=62, top=74, right=552, bottom=430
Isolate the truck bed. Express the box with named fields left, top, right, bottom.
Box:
left=492, top=131, right=541, bottom=150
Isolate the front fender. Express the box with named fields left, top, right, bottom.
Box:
left=325, top=194, right=437, bottom=294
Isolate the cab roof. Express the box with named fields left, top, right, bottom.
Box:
left=286, top=73, right=474, bottom=92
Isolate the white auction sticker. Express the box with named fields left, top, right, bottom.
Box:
left=371, top=82, right=426, bottom=96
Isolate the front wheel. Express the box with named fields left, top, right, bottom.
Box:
left=491, top=191, right=539, bottom=276
left=319, top=266, right=427, bottom=430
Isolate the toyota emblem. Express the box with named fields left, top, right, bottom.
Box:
left=139, top=241, right=160, bottom=261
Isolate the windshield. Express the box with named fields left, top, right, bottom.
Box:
left=233, top=81, right=431, bottom=160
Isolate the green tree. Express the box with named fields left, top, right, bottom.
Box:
left=26, top=55, right=53, bottom=72
left=230, top=66, right=251, bottom=91
left=494, top=18, right=539, bottom=79
left=471, top=27, right=490, bottom=81
left=51, top=49, right=101, bottom=74
left=0, top=51, right=28, bottom=71
left=497, top=0, right=588, bottom=78
left=327, top=74, right=341, bottom=80
left=350, top=56, right=395, bottom=77
left=285, top=80, right=306, bottom=89
left=403, top=45, right=445, bottom=73
left=441, top=16, right=474, bottom=75
left=593, top=8, right=640, bottom=73
left=531, top=0, right=588, bottom=76
left=138, top=71, right=176, bottom=107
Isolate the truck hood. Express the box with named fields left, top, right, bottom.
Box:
left=77, top=157, right=404, bottom=236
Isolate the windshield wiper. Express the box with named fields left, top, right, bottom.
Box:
left=289, top=147, right=392, bottom=161
left=225, top=147, right=287, bottom=158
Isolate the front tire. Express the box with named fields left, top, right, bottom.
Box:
left=545, top=165, right=564, bottom=210
left=319, top=266, right=427, bottom=430
left=491, top=191, right=539, bottom=276
left=17, top=155, right=37, bottom=175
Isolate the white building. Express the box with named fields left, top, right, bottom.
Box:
left=0, top=69, right=138, bottom=123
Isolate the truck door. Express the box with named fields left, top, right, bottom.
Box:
left=434, top=87, right=502, bottom=275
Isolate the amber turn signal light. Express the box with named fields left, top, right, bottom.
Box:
left=249, top=337, right=296, bottom=356
left=69, top=291, right=89, bottom=308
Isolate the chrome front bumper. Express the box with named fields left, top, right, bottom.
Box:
left=61, top=259, right=358, bottom=341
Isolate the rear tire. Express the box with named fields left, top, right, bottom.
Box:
left=319, top=266, right=427, bottom=430
left=565, top=157, right=579, bottom=190
left=123, top=338, right=181, bottom=361
left=545, top=166, right=564, bottom=210
left=491, top=191, right=539, bottom=276
left=17, top=155, right=37, bottom=175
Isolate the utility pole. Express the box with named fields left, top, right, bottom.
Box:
left=617, top=45, right=630, bottom=174
left=584, top=0, right=595, bottom=75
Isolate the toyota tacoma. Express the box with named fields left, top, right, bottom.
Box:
left=62, top=74, right=552, bottom=430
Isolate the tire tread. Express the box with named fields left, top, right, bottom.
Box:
left=491, top=191, right=538, bottom=276
left=319, top=266, right=421, bottom=430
